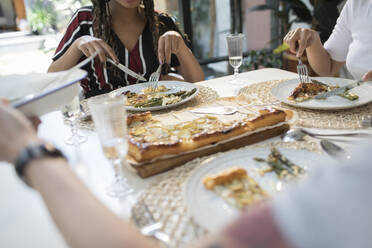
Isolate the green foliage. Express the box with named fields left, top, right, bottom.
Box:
left=242, top=49, right=282, bottom=71
left=29, top=0, right=57, bottom=34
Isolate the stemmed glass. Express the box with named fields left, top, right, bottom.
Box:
left=88, top=95, right=133, bottom=198
left=62, top=96, right=87, bottom=145
left=226, top=33, right=245, bottom=84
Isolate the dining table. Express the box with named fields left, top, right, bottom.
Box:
left=0, top=68, right=369, bottom=247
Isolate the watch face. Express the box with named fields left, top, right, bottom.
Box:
left=44, top=143, right=56, bottom=152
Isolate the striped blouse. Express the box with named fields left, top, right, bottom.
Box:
left=53, top=6, right=181, bottom=98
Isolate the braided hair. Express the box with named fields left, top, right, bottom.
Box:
left=91, top=0, right=180, bottom=81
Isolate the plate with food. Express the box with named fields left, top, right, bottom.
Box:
left=184, top=147, right=325, bottom=232
left=110, top=81, right=198, bottom=111
left=271, top=77, right=372, bottom=110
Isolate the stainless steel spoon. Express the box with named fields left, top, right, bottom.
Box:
left=320, top=140, right=351, bottom=160
left=281, top=128, right=370, bottom=142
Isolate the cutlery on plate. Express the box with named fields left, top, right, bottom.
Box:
left=320, top=140, right=351, bottom=160
left=314, top=79, right=370, bottom=99
left=281, top=128, right=370, bottom=142
left=107, top=59, right=147, bottom=81
left=190, top=102, right=281, bottom=115
left=149, top=63, right=162, bottom=92
left=131, top=201, right=170, bottom=247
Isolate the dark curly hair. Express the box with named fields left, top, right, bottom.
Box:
left=90, top=0, right=186, bottom=79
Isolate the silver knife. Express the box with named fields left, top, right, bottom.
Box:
left=107, top=58, right=147, bottom=81
left=314, top=80, right=364, bottom=99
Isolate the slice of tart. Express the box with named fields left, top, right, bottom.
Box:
left=288, top=80, right=332, bottom=102
left=203, top=167, right=268, bottom=209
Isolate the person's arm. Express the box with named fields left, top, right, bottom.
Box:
left=48, top=36, right=119, bottom=73
left=25, top=158, right=153, bottom=248
left=158, top=31, right=204, bottom=83
left=284, top=28, right=344, bottom=77
left=284, top=1, right=353, bottom=77
left=0, top=104, right=152, bottom=248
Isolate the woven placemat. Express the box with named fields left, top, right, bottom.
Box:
left=77, top=85, right=219, bottom=130
left=238, top=80, right=372, bottom=129
left=132, top=139, right=321, bottom=248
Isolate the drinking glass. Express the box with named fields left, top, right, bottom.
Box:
left=88, top=95, right=133, bottom=197
left=226, top=33, right=245, bottom=84
left=62, top=96, right=87, bottom=145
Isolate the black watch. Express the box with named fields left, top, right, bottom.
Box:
left=14, top=143, right=66, bottom=186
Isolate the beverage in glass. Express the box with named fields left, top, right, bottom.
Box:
left=88, top=95, right=133, bottom=197
left=226, top=33, right=245, bottom=84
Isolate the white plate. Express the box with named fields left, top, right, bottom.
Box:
left=5, top=69, right=87, bottom=117
left=184, top=147, right=325, bottom=232
left=271, top=77, right=372, bottom=110
left=110, top=81, right=199, bottom=111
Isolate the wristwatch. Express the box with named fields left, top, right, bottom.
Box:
left=14, top=143, right=66, bottom=186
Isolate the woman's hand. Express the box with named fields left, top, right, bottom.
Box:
left=158, top=31, right=187, bottom=64
left=362, top=69, right=372, bottom=81
left=283, top=28, right=321, bottom=57
left=75, top=36, right=119, bottom=63
left=0, top=103, right=41, bottom=163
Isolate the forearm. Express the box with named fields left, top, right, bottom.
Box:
left=176, top=47, right=204, bottom=83
left=25, top=158, right=152, bottom=248
left=305, top=32, right=342, bottom=76
left=48, top=42, right=83, bottom=72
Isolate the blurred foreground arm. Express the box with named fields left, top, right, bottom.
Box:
left=0, top=104, right=152, bottom=248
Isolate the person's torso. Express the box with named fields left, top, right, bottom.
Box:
left=346, top=0, right=372, bottom=79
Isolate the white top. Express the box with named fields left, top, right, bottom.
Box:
left=324, top=0, right=372, bottom=79
left=273, top=141, right=372, bottom=248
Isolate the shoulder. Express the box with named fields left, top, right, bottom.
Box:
left=70, top=6, right=93, bottom=23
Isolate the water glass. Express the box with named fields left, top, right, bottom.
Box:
left=62, top=96, right=87, bottom=145
left=226, top=33, right=245, bottom=84
left=88, top=95, right=133, bottom=198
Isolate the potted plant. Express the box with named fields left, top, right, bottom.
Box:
left=248, top=0, right=344, bottom=75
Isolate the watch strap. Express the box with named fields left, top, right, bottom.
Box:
left=14, top=143, right=66, bottom=186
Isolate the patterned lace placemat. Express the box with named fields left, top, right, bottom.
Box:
left=132, top=139, right=321, bottom=248
left=77, top=85, right=219, bottom=130
left=238, top=80, right=372, bottom=129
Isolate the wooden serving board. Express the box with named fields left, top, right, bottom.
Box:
left=128, top=124, right=289, bottom=178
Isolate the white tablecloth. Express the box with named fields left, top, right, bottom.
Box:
left=0, top=68, right=336, bottom=247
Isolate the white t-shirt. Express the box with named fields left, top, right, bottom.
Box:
left=272, top=141, right=372, bottom=248
left=324, top=0, right=372, bottom=79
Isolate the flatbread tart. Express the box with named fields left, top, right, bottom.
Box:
left=288, top=79, right=359, bottom=102
left=203, top=167, right=267, bottom=209
left=127, top=98, right=289, bottom=163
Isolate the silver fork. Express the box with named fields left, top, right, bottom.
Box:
left=131, top=201, right=170, bottom=247
left=297, top=57, right=310, bottom=83
left=149, top=63, right=162, bottom=92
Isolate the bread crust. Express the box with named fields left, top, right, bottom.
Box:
left=127, top=108, right=287, bottom=163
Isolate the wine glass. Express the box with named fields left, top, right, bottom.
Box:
left=62, top=96, right=87, bottom=145
left=88, top=95, right=133, bottom=198
left=226, top=33, right=245, bottom=84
